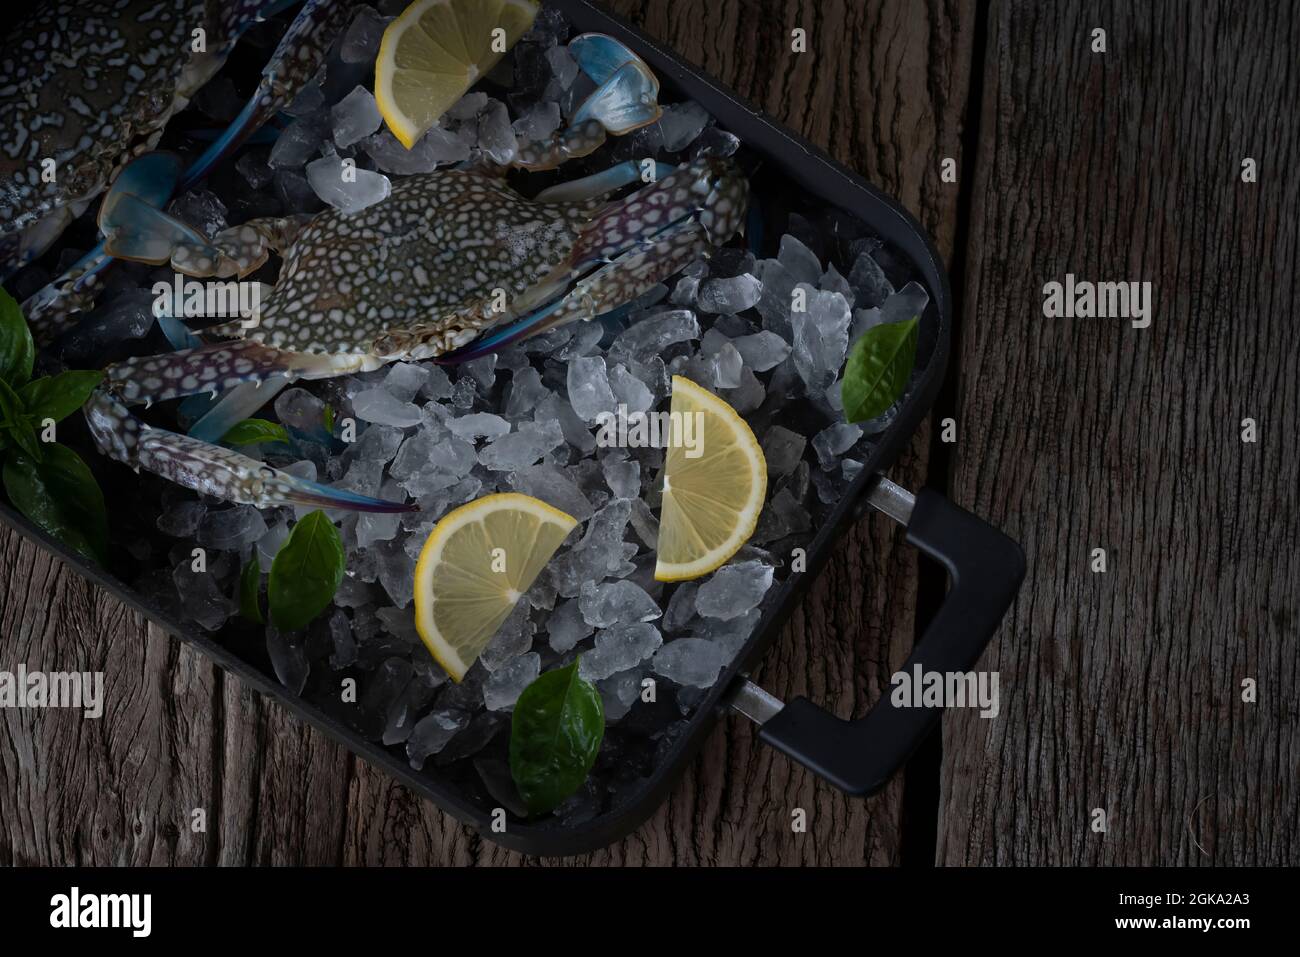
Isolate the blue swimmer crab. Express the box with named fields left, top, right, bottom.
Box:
left=0, top=0, right=352, bottom=284
left=69, top=36, right=749, bottom=512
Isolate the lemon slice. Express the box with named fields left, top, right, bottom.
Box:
left=414, top=493, right=576, bottom=681
left=376, top=0, right=539, bottom=149
left=655, top=376, right=768, bottom=581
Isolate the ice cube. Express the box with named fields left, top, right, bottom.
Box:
left=512, top=463, right=595, bottom=521
left=607, top=363, right=654, bottom=414
left=732, top=330, right=791, bottom=372
left=305, top=156, right=391, bottom=214
left=695, top=561, right=774, bottom=620
left=169, top=188, right=227, bottom=239
left=327, top=608, right=357, bottom=668
left=670, top=273, right=700, bottom=307
left=598, top=667, right=645, bottom=722
left=513, top=101, right=562, bottom=144
left=579, top=580, right=662, bottom=628
left=880, top=281, right=930, bottom=324
left=269, top=113, right=328, bottom=168
left=447, top=412, right=511, bottom=440
left=433, top=711, right=505, bottom=766
left=256, top=520, right=290, bottom=567
left=550, top=500, right=635, bottom=596
left=477, top=99, right=518, bottom=166
left=478, top=420, right=565, bottom=471
left=479, top=600, right=535, bottom=672
left=663, top=582, right=699, bottom=633
left=340, top=6, right=391, bottom=64
left=482, top=652, right=541, bottom=711
left=566, top=356, right=618, bottom=422
left=544, top=44, right=579, bottom=91
left=422, top=365, right=454, bottom=401
left=710, top=341, right=744, bottom=388
left=236, top=151, right=274, bottom=190
left=790, top=284, right=852, bottom=394
left=350, top=387, right=422, bottom=427
left=657, top=100, right=711, bottom=152
left=815, top=259, right=852, bottom=300
left=266, top=626, right=310, bottom=693
left=173, top=560, right=234, bottom=632
left=275, top=386, right=328, bottom=433
left=848, top=248, right=896, bottom=309
left=447, top=91, right=488, bottom=121
left=407, top=710, right=470, bottom=769
left=383, top=362, right=430, bottom=402
left=536, top=392, right=597, bottom=454
left=374, top=538, right=415, bottom=607
left=356, top=480, right=406, bottom=547
left=627, top=497, right=659, bottom=548
left=364, top=127, right=469, bottom=175
left=331, top=85, right=383, bottom=148
left=812, top=422, right=863, bottom=470
left=578, top=623, right=663, bottom=682
left=198, top=505, right=268, bottom=551
left=693, top=126, right=740, bottom=158
left=608, top=310, right=699, bottom=362
left=761, top=425, right=807, bottom=476
left=157, top=499, right=206, bottom=537
left=651, top=638, right=731, bottom=688
left=697, top=274, right=762, bottom=314
left=777, top=233, right=823, bottom=287
left=601, top=457, right=641, bottom=500
left=546, top=598, right=594, bottom=653
left=754, top=260, right=796, bottom=337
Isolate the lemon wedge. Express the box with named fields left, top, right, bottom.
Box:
left=414, top=493, right=576, bottom=681
left=375, top=0, right=539, bottom=149
left=655, top=376, right=768, bottom=581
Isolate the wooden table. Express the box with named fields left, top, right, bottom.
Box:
left=1, top=0, right=1295, bottom=866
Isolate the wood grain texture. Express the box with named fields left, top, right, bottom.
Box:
left=939, top=0, right=1300, bottom=865
left=0, top=0, right=974, bottom=865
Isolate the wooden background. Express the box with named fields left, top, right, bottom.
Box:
left=0, top=0, right=1295, bottom=866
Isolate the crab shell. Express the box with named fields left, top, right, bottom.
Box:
left=0, top=0, right=342, bottom=275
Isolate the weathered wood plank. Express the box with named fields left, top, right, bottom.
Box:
left=939, top=0, right=1300, bottom=865
left=0, top=0, right=974, bottom=866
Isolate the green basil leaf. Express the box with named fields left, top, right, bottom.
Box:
left=2, top=444, right=108, bottom=564
left=240, top=556, right=265, bottom=624
left=509, top=661, right=605, bottom=816
left=0, top=378, right=41, bottom=463
left=0, top=288, right=34, bottom=388
left=322, top=403, right=335, bottom=434
left=841, top=317, right=919, bottom=424
left=222, top=418, right=291, bottom=447
left=17, top=370, right=104, bottom=425
left=268, top=510, right=344, bottom=631
left=221, top=418, right=290, bottom=447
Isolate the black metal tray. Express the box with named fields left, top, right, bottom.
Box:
left=0, top=0, right=1025, bottom=857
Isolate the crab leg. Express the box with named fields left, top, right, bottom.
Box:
left=182, top=0, right=355, bottom=191
left=86, top=341, right=413, bottom=513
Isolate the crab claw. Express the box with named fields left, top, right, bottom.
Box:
left=513, top=35, right=662, bottom=171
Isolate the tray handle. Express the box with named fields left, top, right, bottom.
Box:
left=729, top=476, right=1026, bottom=795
